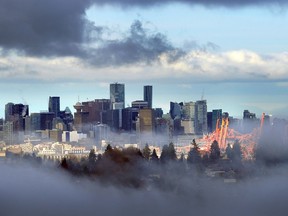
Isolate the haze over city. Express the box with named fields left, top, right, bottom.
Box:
left=0, top=0, right=288, bottom=118
left=1, top=1, right=288, bottom=216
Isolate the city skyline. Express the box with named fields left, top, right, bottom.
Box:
left=0, top=82, right=283, bottom=120
left=0, top=1, right=288, bottom=119
left=0, top=83, right=277, bottom=120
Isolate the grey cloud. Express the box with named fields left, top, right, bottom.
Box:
left=0, top=0, right=94, bottom=56
left=87, top=20, right=185, bottom=66
left=91, top=0, right=288, bottom=8
left=0, top=0, right=184, bottom=66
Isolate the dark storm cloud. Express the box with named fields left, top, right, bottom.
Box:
left=0, top=0, right=183, bottom=66
left=87, top=20, right=185, bottom=66
left=1, top=0, right=285, bottom=67
left=92, top=0, right=288, bottom=8
left=0, top=0, right=94, bottom=56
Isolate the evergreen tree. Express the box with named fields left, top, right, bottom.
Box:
left=209, top=140, right=221, bottom=162
left=160, top=144, right=169, bottom=163
left=60, top=158, right=68, bottom=170
left=105, top=144, right=113, bottom=152
left=179, top=153, right=185, bottom=163
left=88, top=149, right=96, bottom=164
left=150, top=149, right=159, bottom=162
left=202, top=153, right=209, bottom=166
left=225, top=143, right=233, bottom=160
left=231, top=140, right=242, bottom=163
left=168, top=142, right=177, bottom=161
left=142, top=143, right=151, bottom=160
left=187, top=139, right=202, bottom=164
left=160, top=142, right=177, bottom=163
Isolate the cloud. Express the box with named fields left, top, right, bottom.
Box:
left=0, top=0, right=183, bottom=65
left=90, top=0, right=288, bottom=8
left=0, top=0, right=94, bottom=56
left=86, top=20, right=184, bottom=66
left=1, top=50, right=288, bottom=84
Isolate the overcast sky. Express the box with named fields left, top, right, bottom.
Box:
left=0, top=0, right=288, bottom=118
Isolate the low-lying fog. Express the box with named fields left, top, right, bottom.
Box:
left=1, top=161, right=288, bottom=216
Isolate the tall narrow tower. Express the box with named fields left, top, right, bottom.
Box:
left=48, top=96, right=60, bottom=117
left=144, top=85, right=152, bottom=109
left=110, top=83, right=125, bottom=109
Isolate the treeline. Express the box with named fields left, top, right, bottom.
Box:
left=59, top=139, right=246, bottom=188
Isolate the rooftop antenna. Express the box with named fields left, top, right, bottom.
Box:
left=201, top=89, right=205, bottom=100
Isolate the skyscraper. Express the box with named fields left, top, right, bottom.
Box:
left=110, top=83, right=125, bottom=109
left=5, top=103, right=14, bottom=121
left=143, top=85, right=153, bottom=108
left=195, top=100, right=208, bottom=134
left=212, top=109, right=222, bottom=132
left=48, top=96, right=60, bottom=118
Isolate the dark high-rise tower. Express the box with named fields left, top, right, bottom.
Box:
left=110, top=83, right=125, bottom=109
left=5, top=103, right=14, bottom=121
left=143, top=85, right=153, bottom=108
left=48, top=96, right=60, bottom=118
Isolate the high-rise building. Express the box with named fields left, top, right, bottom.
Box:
left=195, top=100, right=207, bottom=134
left=39, top=112, right=55, bottom=130
left=73, top=102, right=89, bottom=133
left=207, top=112, right=212, bottom=133
left=110, top=83, right=125, bottom=109
left=139, top=108, right=155, bottom=134
left=143, top=85, right=153, bottom=108
left=30, top=113, right=41, bottom=131
left=212, top=109, right=222, bottom=132
left=82, top=99, right=110, bottom=124
left=242, top=110, right=258, bottom=133
left=48, top=96, right=60, bottom=118
left=5, top=103, right=14, bottom=121
left=3, top=121, right=14, bottom=145
left=169, top=102, right=183, bottom=119
left=4, top=103, right=29, bottom=143
left=183, top=102, right=196, bottom=120
left=121, top=107, right=138, bottom=131
left=131, top=100, right=149, bottom=109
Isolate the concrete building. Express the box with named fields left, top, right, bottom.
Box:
left=3, top=121, right=14, bottom=145
left=62, top=131, right=87, bottom=142
left=183, top=102, right=196, bottom=120
left=73, top=102, right=89, bottom=133
left=131, top=100, right=149, bottom=109
left=139, top=108, right=155, bottom=134
left=181, top=119, right=195, bottom=134
left=49, top=129, right=62, bottom=142
left=81, top=99, right=110, bottom=124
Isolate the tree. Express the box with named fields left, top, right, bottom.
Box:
left=88, top=149, right=96, bottom=164
left=231, top=140, right=242, bottom=163
left=179, top=153, right=185, bottom=163
left=225, top=143, right=233, bottom=160
left=60, top=158, right=68, bottom=170
left=160, top=142, right=177, bottom=163
left=168, top=142, right=177, bottom=161
left=209, top=140, right=220, bottom=162
left=142, top=143, right=151, bottom=160
left=105, top=144, right=113, bottom=153
left=150, top=149, right=159, bottom=162
left=187, top=139, right=201, bottom=164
